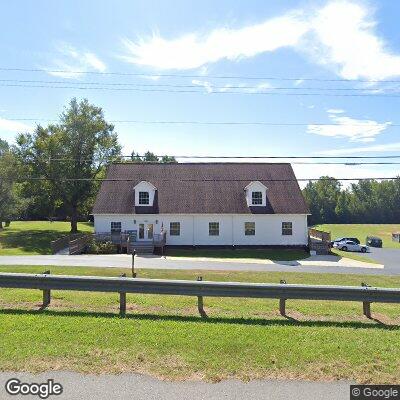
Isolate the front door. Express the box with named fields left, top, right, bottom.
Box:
left=138, top=223, right=153, bottom=240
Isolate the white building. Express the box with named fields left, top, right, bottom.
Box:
left=92, top=163, right=309, bottom=248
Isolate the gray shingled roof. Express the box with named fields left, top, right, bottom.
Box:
left=92, top=163, right=309, bottom=215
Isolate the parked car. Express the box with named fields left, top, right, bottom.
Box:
left=331, top=237, right=360, bottom=246
left=333, top=240, right=369, bottom=253
left=366, top=236, right=383, bottom=248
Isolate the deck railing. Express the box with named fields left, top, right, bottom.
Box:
left=308, top=228, right=331, bottom=243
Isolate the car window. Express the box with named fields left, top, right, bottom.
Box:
left=347, top=241, right=355, bottom=245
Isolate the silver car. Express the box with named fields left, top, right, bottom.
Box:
left=333, top=240, right=369, bottom=253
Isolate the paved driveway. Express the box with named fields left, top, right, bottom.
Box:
left=356, top=247, right=400, bottom=273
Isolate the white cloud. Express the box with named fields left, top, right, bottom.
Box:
left=326, top=108, right=345, bottom=114
left=318, top=142, right=400, bottom=155
left=306, top=1, right=400, bottom=80
left=307, top=110, right=391, bottom=143
left=0, top=118, right=33, bottom=134
left=121, top=1, right=400, bottom=81
left=192, top=79, right=214, bottom=93
left=191, top=80, right=274, bottom=93
left=121, top=13, right=308, bottom=70
left=46, top=43, right=106, bottom=79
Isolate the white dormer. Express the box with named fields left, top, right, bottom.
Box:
left=244, top=181, right=267, bottom=207
left=134, top=181, right=157, bottom=207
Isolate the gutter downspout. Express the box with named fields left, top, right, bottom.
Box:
left=192, top=215, right=195, bottom=246
left=231, top=215, right=234, bottom=246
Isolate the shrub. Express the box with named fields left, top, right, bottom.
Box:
left=86, top=239, right=117, bottom=254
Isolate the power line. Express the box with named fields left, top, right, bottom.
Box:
left=25, top=155, right=400, bottom=161
left=38, top=158, right=400, bottom=165
left=3, top=82, right=400, bottom=97
left=4, top=117, right=395, bottom=128
left=11, top=177, right=400, bottom=182
left=1, top=78, right=399, bottom=92
left=1, top=66, right=400, bottom=83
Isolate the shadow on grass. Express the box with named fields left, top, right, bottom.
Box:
left=0, top=229, right=89, bottom=254
left=1, top=308, right=398, bottom=330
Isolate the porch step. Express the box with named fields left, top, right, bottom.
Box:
left=129, top=243, right=155, bottom=255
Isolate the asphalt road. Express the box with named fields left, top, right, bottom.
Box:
left=0, top=252, right=398, bottom=275
left=357, top=247, right=400, bottom=269
left=0, top=372, right=353, bottom=400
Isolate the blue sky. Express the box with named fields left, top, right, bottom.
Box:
left=0, top=0, right=399, bottom=182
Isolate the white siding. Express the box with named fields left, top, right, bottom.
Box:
left=93, top=214, right=308, bottom=246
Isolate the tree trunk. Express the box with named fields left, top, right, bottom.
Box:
left=70, top=205, right=78, bottom=233
left=0, top=221, right=3, bottom=230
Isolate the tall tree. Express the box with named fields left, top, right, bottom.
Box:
left=303, top=177, right=342, bottom=225
left=130, top=150, right=177, bottom=163
left=16, top=98, right=121, bottom=232
left=0, top=140, right=21, bottom=228
left=303, top=177, right=400, bottom=224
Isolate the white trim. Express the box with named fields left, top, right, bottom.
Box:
left=244, top=181, right=267, bottom=190
left=133, top=180, right=157, bottom=190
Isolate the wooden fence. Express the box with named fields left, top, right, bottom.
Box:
left=69, top=235, right=90, bottom=255
left=308, top=228, right=331, bottom=242
left=50, top=233, right=85, bottom=254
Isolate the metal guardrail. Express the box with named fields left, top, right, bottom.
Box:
left=1, top=272, right=399, bottom=318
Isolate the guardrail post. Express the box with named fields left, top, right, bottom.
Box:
left=197, top=276, right=207, bottom=318
left=131, top=250, right=137, bottom=278
left=41, top=270, right=51, bottom=309
left=119, top=273, right=127, bottom=317
left=361, top=282, right=371, bottom=319
left=279, top=280, right=287, bottom=316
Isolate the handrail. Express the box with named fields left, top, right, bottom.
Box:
left=0, top=272, right=399, bottom=318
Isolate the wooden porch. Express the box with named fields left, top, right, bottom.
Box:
left=93, top=231, right=167, bottom=255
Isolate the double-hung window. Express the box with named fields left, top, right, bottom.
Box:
left=209, top=222, right=219, bottom=236
left=245, top=222, right=255, bottom=236
left=170, top=222, right=181, bottom=236
left=138, top=191, right=149, bottom=205
left=252, top=191, right=262, bottom=205
left=111, top=221, right=121, bottom=233
left=282, top=222, right=293, bottom=236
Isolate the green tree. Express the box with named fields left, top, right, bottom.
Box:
left=303, top=177, right=342, bottom=225
left=16, top=98, right=121, bottom=232
left=335, top=191, right=350, bottom=223
left=0, top=140, right=22, bottom=228
left=130, top=150, right=177, bottom=163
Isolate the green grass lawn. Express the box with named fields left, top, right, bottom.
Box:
left=0, top=221, right=93, bottom=255
left=0, top=265, right=400, bottom=383
left=315, top=224, right=400, bottom=249
left=166, top=248, right=309, bottom=261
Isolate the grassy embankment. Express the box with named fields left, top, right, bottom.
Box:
left=0, top=265, right=399, bottom=383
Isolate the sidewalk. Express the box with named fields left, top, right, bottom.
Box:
left=0, top=253, right=384, bottom=272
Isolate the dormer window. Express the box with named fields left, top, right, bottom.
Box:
left=252, top=191, right=262, bottom=205
left=244, top=181, right=267, bottom=207
left=139, top=191, right=149, bottom=205
left=134, top=181, right=157, bottom=207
